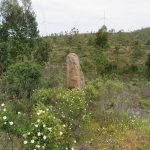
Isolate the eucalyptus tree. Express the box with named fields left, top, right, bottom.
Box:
left=0, top=0, right=39, bottom=73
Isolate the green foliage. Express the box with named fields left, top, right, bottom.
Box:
left=0, top=0, right=39, bottom=39
left=91, top=51, right=117, bottom=75
left=105, top=80, right=124, bottom=94
left=139, top=99, right=150, bottom=110
left=78, top=113, right=150, bottom=150
left=6, top=61, right=41, bottom=98
left=0, top=103, right=30, bottom=137
left=145, top=53, right=150, bottom=79
left=0, top=42, right=8, bottom=74
left=23, top=103, right=74, bottom=150
left=131, top=43, right=144, bottom=60
left=0, top=103, right=74, bottom=150
left=92, top=51, right=108, bottom=75
left=95, top=25, right=108, bottom=48
left=32, top=88, right=89, bottom=129
left=0, top=0, right=51, bottom=74
left=85, top=78, right=105, bottom=101
left=34, top=38, right=52, bottom=65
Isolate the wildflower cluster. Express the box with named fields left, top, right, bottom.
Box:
left=32, top=88, right=90, bottom=129
left=0, top=87, right=90, bottom=149
left=0, top=103, right=26, bottom=137
left=23, top=103, right=74, bottom=150
left=0, top=103, right=14, bottom=129
left=54, top=89, right=89, bottom=128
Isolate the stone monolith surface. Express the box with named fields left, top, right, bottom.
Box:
left=67, top=53, right=85, bottom=90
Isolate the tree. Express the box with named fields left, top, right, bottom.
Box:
left=0, top=0, right=39, bottom=73
left=6, top=61, right=41, bottom=99
left=0, top=0, right=39, bottom=39
left=21, top=0, right=32, bottom=10
left=95, top=25, right=108, bottom=48
left=34, top=38, right=52, bottom=65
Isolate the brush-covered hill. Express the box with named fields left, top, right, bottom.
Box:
left=43, top=27, right=150, bottom=83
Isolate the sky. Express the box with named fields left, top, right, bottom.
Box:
left=31, top=0, right=150, bottom=35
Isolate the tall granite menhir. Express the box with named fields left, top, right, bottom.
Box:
left=67, top=53, right=85, bottom=90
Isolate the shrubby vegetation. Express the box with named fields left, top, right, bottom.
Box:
left=95, top=25, right=108, bottom=48
left=0, top=0, right=52, bottom=75
left=32, top=88, right=89, bottom=129
left=0, top=103, right=74, bottom=149
left=6, top=61, right=41, bottom=99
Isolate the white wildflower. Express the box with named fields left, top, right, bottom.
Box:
left=48, top=127, right=52, bottom=132
left=37, top=112, right=40, bottom=116
left=59, top=131, right=63, bottom=136
left=31, top=139, right=34, bottom=143
left=36, top=145, right=40, bottom=148
left=9, top=121, right=13, bottom=125
left=35, top=124, right=38, bottom=128
left=24, top=141, right=28, bottom=144
left=37, top=132, right=41, bottom=136
left=37, top=119, right=40, bottom=123
left=18, top=112, right=21, bottom=115
left=3, top=116, right=7, bottom=120
left=43, top=135, right=47, bottom=140
left=1, top=103, right=5, bottom=107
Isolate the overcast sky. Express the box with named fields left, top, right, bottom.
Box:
left=32, top=0, right=150, bottom=35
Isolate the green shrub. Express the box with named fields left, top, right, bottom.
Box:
left=139, top=99, right=150, bottom=110
left=32, top=88, right=51, bottom=103
left=34, top=38, right=52, bottom=65
left=92, top=51, right=109, bottom=75
left=95, top=25, right=109, bottom=48
left=0, top=103, right=74, bottom=150
left=85, top=78, right=105, bottom=101
left=6, top=61, right=41, bottom=99
left=32, top=88, right=89, bottom=130
left=105, top=80, right=124, bottom=96
left=23, top=103, right=74, bottom=150
left=0, top=103, right=30, bottom=137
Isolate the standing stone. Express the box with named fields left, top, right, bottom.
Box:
left=67, top=53, right=85, bottom=90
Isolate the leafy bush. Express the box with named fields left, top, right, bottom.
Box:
left=34, top=38, right=52, bottom=65
left=6, top=61, right=41, bottom=99
left=105, top=80, right=124, bottom=96
left=0, top=103, right=75, bottom=150
left=95, top=25, right=109, bottom=48
left=92, top=51, right=109, bottom=75
left=139, top=99, right=150, bottom=110
left=32, top=88, right=89, bottom=129
left=23, top=103, right=74, bottom=150
left=0, top=103, right=30, bottom=137
left=85, top=78, right=105, bottom=101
